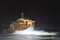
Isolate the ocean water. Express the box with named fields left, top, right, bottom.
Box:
left=0, top=34, right=60, bottom=40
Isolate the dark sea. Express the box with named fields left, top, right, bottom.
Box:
left=0, top=34, right=60, bottom=40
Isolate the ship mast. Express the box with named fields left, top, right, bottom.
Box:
left=21, top=12, right=24, bottom=18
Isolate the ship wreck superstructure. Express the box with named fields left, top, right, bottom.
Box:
left=7, top=13, right=35, bottom=32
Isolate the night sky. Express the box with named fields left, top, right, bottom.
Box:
left=0, top=1, right=60, bottom=32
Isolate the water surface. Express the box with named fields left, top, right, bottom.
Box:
left=0, top=34, right=60, bottom=40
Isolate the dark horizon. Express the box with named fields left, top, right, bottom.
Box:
left=0, top=2, right=60, bottom=32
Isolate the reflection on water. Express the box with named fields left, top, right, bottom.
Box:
left=0, top=34, right=60, bottom=40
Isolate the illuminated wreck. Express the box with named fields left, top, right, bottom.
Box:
left=7, top=13, right=35, bottom=33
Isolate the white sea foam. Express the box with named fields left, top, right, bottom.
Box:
left=13, top=27, right=56, bottom=35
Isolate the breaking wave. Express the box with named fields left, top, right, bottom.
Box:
left=12, top=27, right=56, bottom=35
